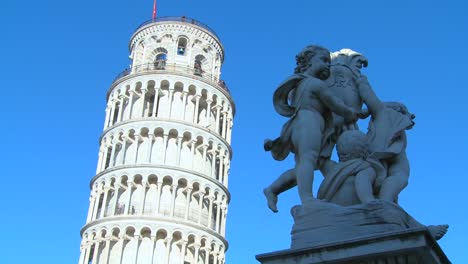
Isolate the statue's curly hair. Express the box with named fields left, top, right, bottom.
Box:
left=294, top=45, right=330, bottom=74
left=336, top=130, right=369, bottom=162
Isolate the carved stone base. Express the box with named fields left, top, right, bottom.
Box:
left=256, top=228, right=451, bottom=264
left=290, top=200, right=424, bottom=249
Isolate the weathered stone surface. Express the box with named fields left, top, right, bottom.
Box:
left=256, top=228, right=451, bottom=264
left=290, top=200, right=423, bottom=249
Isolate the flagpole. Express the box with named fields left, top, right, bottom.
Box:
left=152, top=0, right=157, bottom=21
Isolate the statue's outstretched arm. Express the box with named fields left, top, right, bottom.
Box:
left=357, top=75, right=385, bottom=116
left=317, top=86, right=357, bottom=123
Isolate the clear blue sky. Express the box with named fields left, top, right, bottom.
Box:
left=1, top=0, right=467, bottom=263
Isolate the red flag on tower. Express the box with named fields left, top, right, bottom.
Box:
left=152, top=0, right=157, bottom=20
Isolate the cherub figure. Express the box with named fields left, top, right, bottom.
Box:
left=356, top=77, right=415, bottom=202
left=264, top=49, right=369, bottom=212
left=264, top=49, right=415, bottom=211
left=317, top=130, right=383, bottom=204
left=264, top=45, right=359, bottom=204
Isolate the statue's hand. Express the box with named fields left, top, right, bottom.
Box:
left=358, top=109, right=370, bottom=119
left=344, top=109, right=359, bottom=124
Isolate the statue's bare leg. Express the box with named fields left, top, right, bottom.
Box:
left=292, top=112, right=324, bottom=204
left=264, top=169, right=296, bottom=212
left=378, top=152, right=409, bottom=202
left=354, top=167, right=377, bottom=203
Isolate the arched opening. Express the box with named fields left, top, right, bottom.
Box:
left=194, top=55, right=206, bottom=76
left=154, top=47, right=168, bottom=70
left=177, top=37, right=188, bottom=55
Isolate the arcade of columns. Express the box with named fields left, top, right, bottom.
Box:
left=79, top=17, right=234, bottom=264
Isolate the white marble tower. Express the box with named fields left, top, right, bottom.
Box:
left=79, top=16, right=234, bottom=264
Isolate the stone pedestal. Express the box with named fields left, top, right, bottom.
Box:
left=256, top=228, right=451, bottom=264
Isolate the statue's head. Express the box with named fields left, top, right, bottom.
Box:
left=336, top=130, right=369, bottom=162
left=331, top=49, right=368, bottom=78
left=295, top=45, right=331, bottom=80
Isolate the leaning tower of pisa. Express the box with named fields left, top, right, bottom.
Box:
left=79, top=16, right=234, bottom=264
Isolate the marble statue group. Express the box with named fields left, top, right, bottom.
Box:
left=263, top=46, right=448, bottom=247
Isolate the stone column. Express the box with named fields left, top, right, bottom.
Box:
left=90, top=240, right=100, bottom=264
left=82, top=241, right=92, bottom=264
left=215, top=199, right=222, bottom=232
left=96, top=146, right=104, bottom=174
left=91, top=185, right=102, bottom=221
left=224, top=163, right=230, bottom=188
left=164, top=237, right=173, bottom=264
left=103, top=104, right=110, bottom=130
left=176, top=137, right=183, bottom=166
left=99, top=184, right=110, bottom=218
left=108, top=98, right=117, bottom=127
left=204, top=247, right=210, bottom=264
left=102, top=237, right=111, bottom=264
left=118, top=233, right=126, bottom=264
left=179, top=240, right=188, bottom=264
left=100, top=142, right=110, bottom=171
left=139, top=181, right=147, bottom=215
left=206, top=99, right=213, bottom=128
left=110, top=184, right=120, bottom=216
left=162, top=134, right=169, bottom=164
left=211, top=149, right=218, bottom=179
left=197, top=192, right=205, bottom=224
left=207, top=195, right=214, bottom=229
left=116, top=95, right=125, bottom=123
left=193, top=95, right=201, bottom=124
left=170, top=184, right=178, bottom=217
left=221, top=207, right=228, bottom=236
left=181, top=92, right=188, bottom=120
left=147, top=135, right=154, bottom=163
left=218, top=154, right=225, bottom=182
left=215, top=105, right=222, bottom=134
left=226, top=117, right=233, bottom=144
left=193, top=243, right=201, bottom=264
left=202, top=144, right=208, bottom=168
left=119, top=137, right=127, bottom=165
left=132, top=236, right=140, bottom=264
left=124, top=181, right=134, bottom=215
left=86, top=193, right=96, bottom=223
left=221, top=111, right=228, bottom=138
left=108, top=138, right=118, bottom=168
left=190, top=140, right=197, bottom=170
left=223, top=158, right=230, bottom=186
left=140, top=88, right=147, bottom=117
left=168, top=88, right=174, bottom=118
left=156, top=181, right=163, bottom=215
left=184, top=188, right=193, bottom=220
left=133, top=135, right=141, bottom=164
left=128, top=90, right=135, bottom=119
left=103, top=106, right=111, bottom=130
left=152, top=86, right=160, bottom=117
left=149, top=236, right=157, bottom=264
left=78, top=243, right=86, bottom=264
